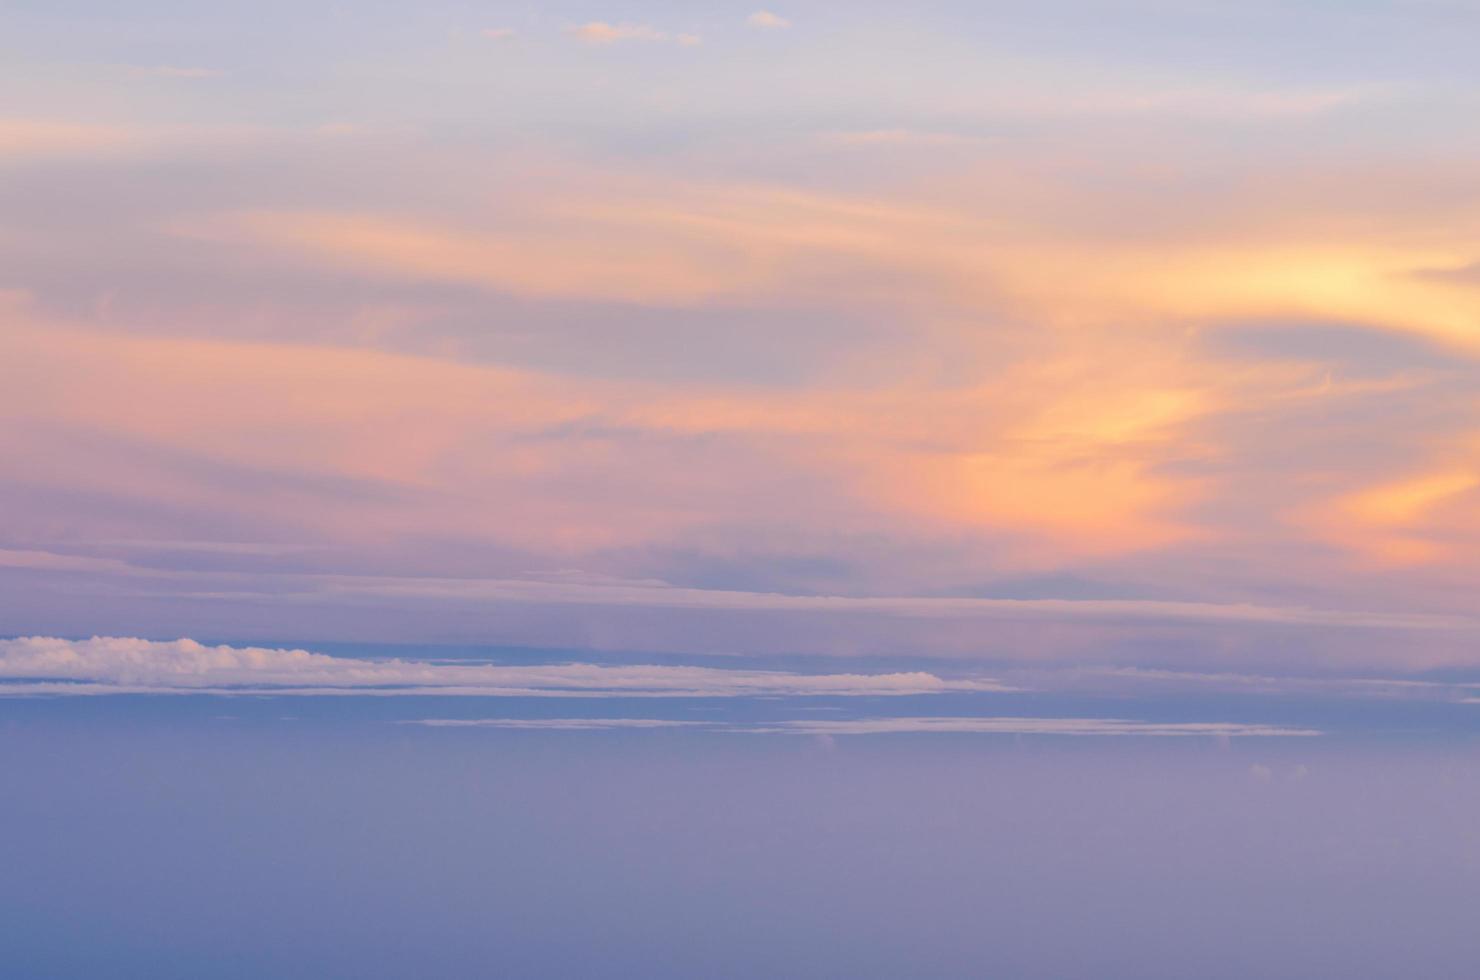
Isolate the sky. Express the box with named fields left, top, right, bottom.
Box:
left=5, top=0, right=1480, bottom=665
left=5, top=2, right=1480, bottom=976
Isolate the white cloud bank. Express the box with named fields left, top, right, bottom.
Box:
left=0, top=636, right=1004, bottom=698
left=0, top=639, right=1325, bottom=736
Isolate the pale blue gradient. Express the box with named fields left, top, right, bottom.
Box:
left=5, top=689, right=1480, bottom=978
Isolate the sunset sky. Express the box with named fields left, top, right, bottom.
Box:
left=6, top=3, right=1480, bottom=976
left=6, top=0, right=1480, bottom=666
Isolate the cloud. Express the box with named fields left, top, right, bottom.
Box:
left=569, top=22, right=698, bottom=45
left=3, top=309, right=1478, bottom=662
left=1026, top=666, right=1475, bottom=702
left=13, top=535, right=1455, bottom=633
left=128, top=66, right=223, bottom=79
left=400, top=715, right=1319, bottom=736
left=742, top=717, right=1322, bottom=737
left=407, top=718, right=706, bottom=729
left=405, top=715, right=1323, bottom=737
left=11, top=127, right=1480, bottom=662
left=0, top=118, right=355, bottom=165
left=0, top=549, right=139, bottom=575
left=239, top=574, right=1480, bottom=632
left=0, top=636, right=1004, bottom=698
left=1316, top=467, right=1480, bottom=564
left=144, top=182, right=1480, bottom=573
left=184, top=209, right=744, bottom=304
left=0, top=119, right=135, bottom=159
left=1038, top=84, right=1376, bottom=120
left=820, top=129, right=983, bottom=147
left=747, top=10, right=791, bottom=29
left=481, top=28, right=516, bottom=41
left=96, top=539, right=318, bottom=557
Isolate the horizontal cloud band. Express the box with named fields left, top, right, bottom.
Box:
left=0, top=636, right=1006, bottom=698
left=405, top=716, right=1320, bottom=737
left=7, top=548, right=1456, bottom=632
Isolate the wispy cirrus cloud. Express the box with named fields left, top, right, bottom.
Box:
left=95, top=539, right=319, bottom=557
left=747, top=10, right=791, bottom=29
left=1311, top=466, right=1480, bottom=565
left=743, top=717, right=1321, bottom=737
left=127, top=65, right=223, bottom=79
left=409, top=718, right=706, bottom=730
left=6, top=540, right=1469, bottom=634
left=819, top=129, right=984, bottom=147
left=568, top=22, right=700, bottom=45
left=0, top=119, right=135, bottom=158
left=4, top=0, right=1479, bottom=683
left=402, top=716, right=1321, bottom=737
left=1017, top=666, right=1476, bottom=702
left=225, top=573, right=1480, bottom=632
left=0, top=549, right=139, bottom=575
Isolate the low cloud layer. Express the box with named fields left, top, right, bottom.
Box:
left=404, top=716, right=1320, bottom=737
left=0, top=636, right=1003, bottom=698
left=410, top=718, right=706, bottom=730
left=745, top=717, right=1321, bottom=737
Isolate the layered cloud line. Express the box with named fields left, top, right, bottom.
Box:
left=0, top=636, right=1005, bottom=698
left=5, top=548, right=1471, bottom=633
left=411, top=718, right=706, bottom=730
left=294, top=575, right=1478, bottom=631
left=744, top=717, right=1321, bottom=737
left=5, top=637, right=1473, bottom=707
left=406, top=717, right=1321, bottom=737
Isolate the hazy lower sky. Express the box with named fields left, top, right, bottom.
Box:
left=5, top=3, right=1480, bottom=976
